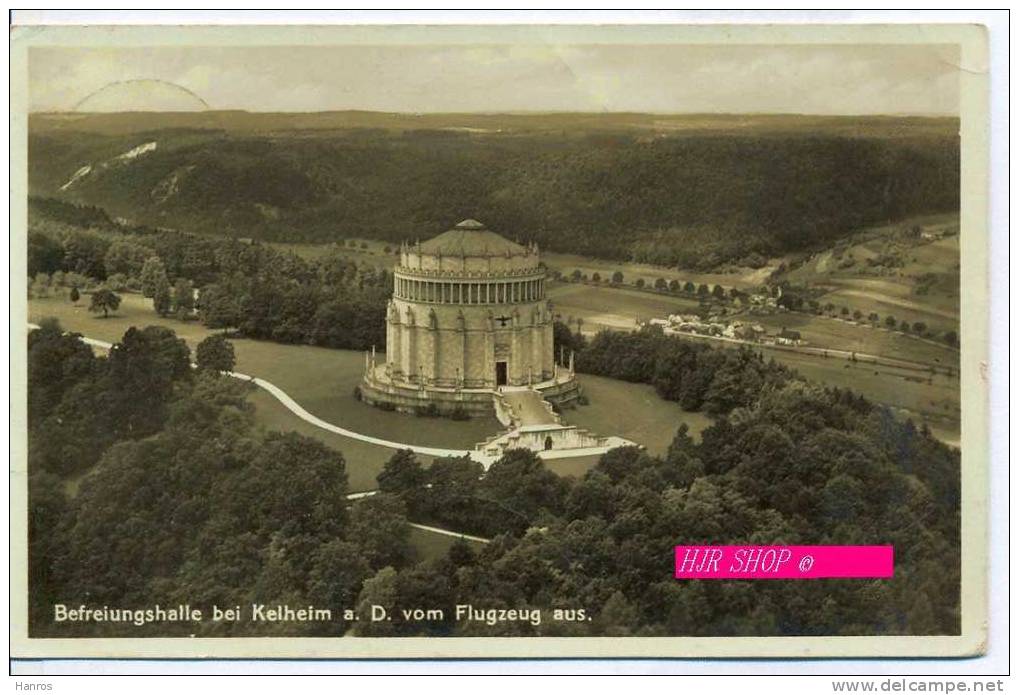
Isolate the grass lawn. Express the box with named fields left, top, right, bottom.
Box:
left=29, top=291, right=714, bottom=486
left=247, top=389, right=435, bottom=493
left=407, top=526, right=487, bottom=564
left=563, top=373, right=714, bottom=457
left=28, top=292, right=501, bottom=449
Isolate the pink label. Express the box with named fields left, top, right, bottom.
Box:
left=674, top=545, right=893, bottom=579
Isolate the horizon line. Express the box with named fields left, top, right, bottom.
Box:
left=29, top=108, right=960, bottom=119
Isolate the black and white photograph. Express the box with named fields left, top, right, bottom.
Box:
left=9, top=16, right=1000, bottom=672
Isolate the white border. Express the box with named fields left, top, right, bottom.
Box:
left=5, top=8, right=1009, bottom=677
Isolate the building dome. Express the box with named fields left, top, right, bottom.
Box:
left=418, top=219, right=528, bottom=258
left=361, top=217, right=578, bottom=405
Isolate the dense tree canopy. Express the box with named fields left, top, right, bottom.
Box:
left=30, top=126, right=959, bottom=267
left=27, top=317, right=959, bottom=638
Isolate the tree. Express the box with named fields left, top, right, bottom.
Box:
left=60, top=231, right=110, bottom=280
left=885, top=315, right=897, bottom=328
left=348, top=494, right=412, bottom=570
left=104, top=240, right=152, bottom=278
left=173, top=278, right=195, bottom=317
left=28, top=232, right=64, bottom=277
left=900, top=320, right=910, bottom=332
left=943, top=330, right=958, bottom=347
left=377, top=449, right=429, bottom=514
left=106, top=273, right=129, bottom=291
left=868, top=312, right=879, bottom=324
left=591, top=272, right=601, bottom=282
left=853, top=310, right=863, bottom=321
left=696, top=283, right=709, bottom=296
left=655, top=278, right=668, bottom=291
left=684, top=281, right=696, bottom=293
left=635, top=278, right=645, bottom=289
left=480, top=448, right=570, bottom=524
left=88, top=288, right=121, bottom=318
left=195, top=334, right=236, bottom=373
left=153, top=276, right=172, bottom=317
left=612, top=271, right=624, bottom=284
left=571, top=269, right=582, bottom=282
left=712, top=284, right=726, bottom=299
left=69, top=286, right=80, bottom=304
left=912, top=322, right=927, bottom=335
left=139, top=256, right=169, bottom=298
left=669, top=279, right=680, bottom=292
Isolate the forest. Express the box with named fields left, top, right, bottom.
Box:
left=27, top=316, right=960, bottom=637
left=29, top=124, right=959, bottom=268
left=28, top=197, right=390, bottom=351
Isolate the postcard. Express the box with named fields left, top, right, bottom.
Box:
left=9, top=21, right=990, bottom=660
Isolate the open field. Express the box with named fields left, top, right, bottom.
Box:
left=547, top=281, right=702, bottom=333
left=273, top=238, right=773, bottom=295
left=749, top=312, right=959, bottom=369
left=269, top=240, right=399, bottom=272
left=542, top=251, right=774, bottom=292
left=761, top=348, right=959, bottom=437
left=785, top=214, right=960, bottom=335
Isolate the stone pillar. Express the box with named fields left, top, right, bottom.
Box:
left=387, top=302, right=402, bottom=377
left=427, top=309, right=439, bottom=386
left=510, top=309, right=522, bottom=384
left=484, top=312, right=495, bottom=388
left=402, top=308, right=417, bottom=382
left=531, top=307, right=544, bottom=380
left=457, top=311, right=467, bottom=389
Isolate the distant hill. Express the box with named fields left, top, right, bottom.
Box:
left=27, top=111, right=959, bottom=266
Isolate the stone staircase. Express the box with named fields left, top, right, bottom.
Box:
left=474, top=387, right=636, bottom=462
left=498, top=387, right=561, bottom=427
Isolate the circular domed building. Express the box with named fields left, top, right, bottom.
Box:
left=360, top=219, right=581, bottom=416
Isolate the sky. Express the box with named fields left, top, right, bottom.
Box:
left=29, top=43, right=961, bottom=115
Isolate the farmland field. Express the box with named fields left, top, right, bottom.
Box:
left=785, top=214, right=960, bottom=335
left=547, top=281, right=702, bottom=333
left=542, top=251, right=774, bottom=292
left=761, top=349, right=959, bottom=440
left=749, top=312, right=959, bottom=368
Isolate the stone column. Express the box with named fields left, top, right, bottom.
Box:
left=387, top=302, right=402, bottom=377
left=457, top=311, right=467, bottom=389
left=484, top=311, right=495, bottom=388
left=402, top=308, right=417, bottom=382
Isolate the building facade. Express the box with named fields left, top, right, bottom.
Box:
left=360, top=219, right=580, bottom=415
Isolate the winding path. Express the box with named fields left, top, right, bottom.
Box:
left=30, top=324, right=492, bottom=544
left=29, top=324, right=488, bottom=463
